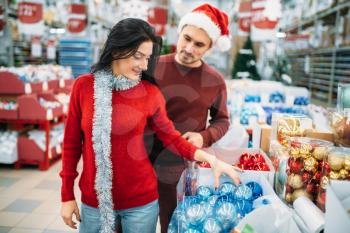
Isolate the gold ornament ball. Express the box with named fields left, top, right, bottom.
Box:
left=320, top=176, right=329, bottom=189
left=304, top=157, right=318, bottom=173
left=313, top=147, right=329, bottom=161
left=328, top=154, right=345, bottom=171
left=339, top=169, right=349, bottom=180
left=344, top=156, right=350, bottom=170
left=285, top=193, right=293, bottom=203
left=329, top=171, right=341, bottom=180
left=292, top=189, right=313, bottom=202
left=287, top=174, right=303, bottom=189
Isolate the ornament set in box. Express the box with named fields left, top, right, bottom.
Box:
left=172, top=168, right=283, bottom=233
left=271, top=113, right=313, bottom=147
left=317, top=147, right=350, bottom=211
left=283, top=137, right=333, bottom=206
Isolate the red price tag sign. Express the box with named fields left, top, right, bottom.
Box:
left=67, top=3, right=87, bottom=34
left=17, top=2, right=43, bottom=24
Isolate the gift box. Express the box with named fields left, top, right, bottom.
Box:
left=203, top=148, right=275, bottom=187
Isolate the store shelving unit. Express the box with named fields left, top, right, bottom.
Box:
left=284, top=1, right=350, bottom=106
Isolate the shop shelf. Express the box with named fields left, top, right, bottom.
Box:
left=17, top=93, right=64, bottom=120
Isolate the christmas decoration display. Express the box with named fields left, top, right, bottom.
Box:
left=39, top=98, right=61, bottom=109
left=0, top=130, right=18, bottom=164
left=317, top=147, right=350, bottom=210
left=244, top=95, right=261, bottom=103
left=263, top=106, right=307, bottom=125
left=293, top=96, right=309, bottom=106
left=236, top=153, right=270, bottom=171
left=284, top=137, right=333, bottom=205
left=170, top=181, right=265, bottom=233
left=0, top=100, right=17, bottom=110
left=239, top=106, right=259, bottom=125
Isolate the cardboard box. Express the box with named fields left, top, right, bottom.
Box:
left=305, top=129, right=334, bottom=143
left=325, top=180, right=350, bottom=233
left=252, top=122, right=272, bottom=153
left=203, top=147, right=275, bottom=186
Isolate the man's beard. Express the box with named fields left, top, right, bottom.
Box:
left=178, top=50, right=198, bottom=64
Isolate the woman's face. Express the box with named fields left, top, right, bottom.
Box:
left=112, top=40, right=153, bottom=80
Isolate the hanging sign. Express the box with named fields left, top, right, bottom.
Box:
left=67, top=3, right=87, bottom=34
left=17, top=0, right=44, bottom=35
left=147, top=7, right=167, bottom=36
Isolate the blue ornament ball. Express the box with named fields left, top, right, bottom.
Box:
left=218, top=182, right=236, bottom=195
left=201, top=202, right=214, bottom=217
left=215, top=202, right=237, bottom=224
left=234, top=184, right=253, bottom=200
left=215, top=195, right=235, bottom=207
left=234, top=199, right=253, bottom=218
left=184, top=228, right=202, bottom=233
left=203, top=218, right=222, bottom=233
left=185, top=203, right=206, bottom=226
left=245, top=182, right=263, bottom=199
left=207, top=195, right=219, bottom=206
left=196, top=186, right=213, bottom=200
left=179, top=196, right=201, bottom=210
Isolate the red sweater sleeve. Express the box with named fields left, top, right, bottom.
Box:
left=60, top=79, right=83, bottom=202
left=149, top=89, right=198, bottom=160
left=199, top=83, right=230, bottom=147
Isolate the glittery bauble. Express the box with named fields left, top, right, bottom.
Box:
left=339, top=169, right=349, bottom=180
left=344, top=156, right=350, bottom=170
left=313, top=147, right=329, bottom=161
left=306, top=183, right=316, bottom=194
left=290, top=159, right=303, bottom=174
left=287, top=174, right=303, bottom=189
left=185, top=203, right=206, bottom=226
left=240, top=153, right=251, bottom=164
left=330, top=170, right=341, bottom=180
left=290, top=147, right=301, bottom=159
left=328, top=154, right=345, bottom=171
left=201, top=202, right=214, bottom=217
left=207, top=195, right=219, bottom=206
left=196, top=186, right=213, bottom=200
left=251, top=153, right=266, bottom=163
left=234, top=199, right=253, bottom=218
left=302, top=172, right=312, bottom=183
left=170, top=208, right=188, bottom=231
left=180, top=196, right=201, bottom=210
left=167, top=223, right=178, bottom=233
left=319, top=161, right=331, bottom=175
left=314, top=172, right=322, bottom=181
left=304, top=157, right=318, bottom=173
left=203, top=218, right=222, bottom=233
left=320, top=176, right=329, bottom=189
left=285, top=193, right=293, bottom=203
left=184, top=228, right=202, bottom=233
left=218, top=182, right=236, bottom=195
left=216, top=202, right=237, bottom=223
left=292, top=189, right=313, bottom=202
left=234, top=184, right=253, bottom=200
left=246, top=182, right=263, bottom=199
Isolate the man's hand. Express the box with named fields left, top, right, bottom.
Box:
left=61, top=200, right=81, bottom=229
left=182, top=132, right=204, bottom=148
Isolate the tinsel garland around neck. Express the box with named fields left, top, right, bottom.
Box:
left=91, top=68, right=140, bottom=233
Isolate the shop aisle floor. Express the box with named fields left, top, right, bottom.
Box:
left=0, top=161, right=161, bottom=233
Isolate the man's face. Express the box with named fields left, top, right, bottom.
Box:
left=176, top=25, right=212, bottom=67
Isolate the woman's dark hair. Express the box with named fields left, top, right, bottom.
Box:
left=91, top=18, right=162, bottom=84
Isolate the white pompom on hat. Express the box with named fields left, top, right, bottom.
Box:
left=178, top=3, right=231, bottom=52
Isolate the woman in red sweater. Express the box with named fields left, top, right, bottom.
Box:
left=60, top=18, right=240, bottom=233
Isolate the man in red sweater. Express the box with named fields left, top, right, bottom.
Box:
left=145, top=4, right=232, bottom=232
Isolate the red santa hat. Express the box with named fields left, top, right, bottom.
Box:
left=178, top=3, right=231, bottom=52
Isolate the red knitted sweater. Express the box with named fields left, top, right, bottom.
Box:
left=60, top=73, right=197, bottom=210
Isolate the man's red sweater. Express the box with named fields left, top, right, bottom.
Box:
left=60, top=73, right=197, bottom=210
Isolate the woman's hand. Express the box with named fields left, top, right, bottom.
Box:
left=61, top=200, right=81, bottom=229
left=194, top=150, right=241, bottom=187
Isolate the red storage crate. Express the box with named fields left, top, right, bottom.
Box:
left=0, top=71, right=45, bottom=94
left=18, top=93, right=64, bottom=120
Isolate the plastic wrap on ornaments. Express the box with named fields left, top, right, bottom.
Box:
left=316, top=147, right=350, bottom=211
left=272, top=114, right=312, bottom=147
left=283, top=137, right=333, bottom=207
left=169, top=178, right=266, bottom=233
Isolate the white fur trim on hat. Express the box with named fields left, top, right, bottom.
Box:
left=178, top=12, right=221, bottom=44
left=216, top=35, right=231, bottom=51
